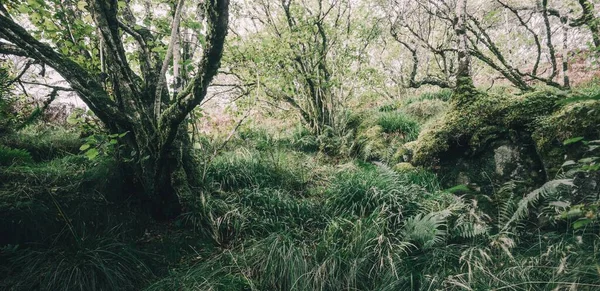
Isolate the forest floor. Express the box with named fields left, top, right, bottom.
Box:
left=1, top=86, right=599, bottom=291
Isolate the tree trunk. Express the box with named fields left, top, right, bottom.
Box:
left=132, top=123, right=199, bottom=220
left=454, top=0, right=475, bottom=99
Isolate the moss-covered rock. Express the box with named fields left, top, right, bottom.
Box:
left=412, top=90, right=562, bottom=167
left=409, top=89, right=565, bottom=192
left=532, top=100, right=600, bottom=176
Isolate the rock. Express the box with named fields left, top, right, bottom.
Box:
left=437, top=136, right=546, bottom=194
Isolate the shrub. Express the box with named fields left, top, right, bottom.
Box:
left=288, top=126, right=319, bottom=152
left=239, top=188, right=326, bottom=238
left=405, top=89, right=453, bottom=105
left=0, top=67, right=16, bottom=134
left=203, top=148, right=313, bottom=193
left=143, top=256, right=251, bottom=291
left=400, top=99, right=449, bottom=122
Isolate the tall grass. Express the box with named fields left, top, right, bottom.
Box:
left=202, top=147, right=315, bottom=193
left=1, top=235, right=154, bottom=291
left=376, top=112, right=420, bottom=141
left=325, top=165, right=424, bottom=219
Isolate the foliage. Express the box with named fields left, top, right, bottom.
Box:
left=0, top=66, right=15, bottom=133
left=226, top=0, right=385, bottom=136
left=377, top=112, right=420, bottom=139
left=533, top=100, right=600, bottom=175
left=325, top=164, right=424, bottom=218
left=1, top=236, right=153, bottom=291
left=202, top=147, right=313, bottom=193
left=0, top=126, right=82, bottom=161
left=0, top=145, right=32, bottom=166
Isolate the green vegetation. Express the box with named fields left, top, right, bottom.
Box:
left=2, top=83, right=599, bottom=289
left=1, top=0, right=600, bottom=290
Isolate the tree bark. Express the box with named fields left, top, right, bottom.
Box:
left=0, top=0, right=230, bottom=219
left=455, top=0, right=474, bottom=96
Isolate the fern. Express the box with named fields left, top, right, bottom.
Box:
left=402, top=210, right=451, bottom=250
left=501, top=179, right=574, bottom=233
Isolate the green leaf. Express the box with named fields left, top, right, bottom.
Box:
left=85, top=148, right=99, bottom=160
left=563, top=137, right=584, bottom=145
left=573, top=218, right=592, bottom=229
left=79, top=144, right=91, bottom=151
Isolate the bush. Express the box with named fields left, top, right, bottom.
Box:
left=0, top=155, right=132, bottom=245
left=143, top=256, right=251, bottom=291
left=239, top=188, right=326, bottom=237
left=0, top=67, right=16, bottom=134
left=405, top=89, right=453, bottom=105
left=325, top=165, right=425, bottom=219
left=400, top=99, right=449, bottom=122
left=288, top=126, right=319, bottom=152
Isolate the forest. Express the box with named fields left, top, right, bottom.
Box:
left=0, top=0, right=599, bottom=290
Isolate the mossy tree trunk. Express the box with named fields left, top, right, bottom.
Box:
left=454, top=0, right=475, bottom=100
left=0, top=0, right=230, bottom=219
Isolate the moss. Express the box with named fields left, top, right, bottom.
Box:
left=532, top=100, right=600, bottom=175
left=393, top=162, right=416, bottom=173
left=504, top=90, right=562, bottom=127
left=412, top=90, right=561, bottom=166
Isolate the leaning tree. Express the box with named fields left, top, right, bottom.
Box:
left=0, top=0, right=230, bottom=219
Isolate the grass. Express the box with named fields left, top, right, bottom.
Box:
left=2, top=88, right=600, bottom=290
left=202, top=147, right=315, bottom=193
left=0, top=145, right=33, bottom=166
left=376, top=112, right=420, bottom=140
left=0, top=125, right=82, bottom=161
left=1, top=235, right=154, bottom=291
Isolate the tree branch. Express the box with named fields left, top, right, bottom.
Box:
left=0, top=13, right=128, bottom=129
left=159, top=0, right=230, bottom=148
left=154, top=0, right=185, bottom=119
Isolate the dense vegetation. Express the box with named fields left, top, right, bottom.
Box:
left=1, top=0, right=600, bottom=290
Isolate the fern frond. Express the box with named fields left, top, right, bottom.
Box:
left=501, top=179, right=573, bottom=233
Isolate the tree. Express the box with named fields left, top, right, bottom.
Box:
left=0, top=0, right=230, bottom=219
left=226, top=0, right=384, bottom=136
left=455, top=0, right=473, bottom=92
left=383, top=0, right=591, bottom=91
